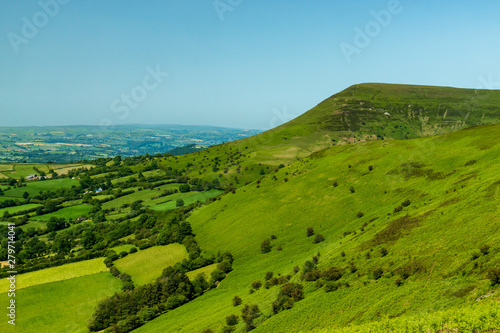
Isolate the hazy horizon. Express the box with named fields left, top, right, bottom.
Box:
left=1, top=0, right=500, bottom=129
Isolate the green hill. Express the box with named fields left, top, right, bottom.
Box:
left=153, top=83, right=500, bottom=189
left=134, top=122, right=500, bottom=332
left=2, top=83, right=500, bottom=333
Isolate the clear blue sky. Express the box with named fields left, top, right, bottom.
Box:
left=1, top=0, right=499, bottom=129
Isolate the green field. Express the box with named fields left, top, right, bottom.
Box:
left=0, top=203, right=41, bottom=216
left=114, top=244, right=188, bottom=285
left=3, top=178, right=79, bottom=198
left=186, top=263, right=217, bottom=280
left=18, top=220, right=46, bottom=231
left=150, top=189, right=223, bottom=211
left=33, top=204, right=91, bottom=221
left=0, top=272, right=121, bottom=333
left=0, top=258, right=107, bottom=292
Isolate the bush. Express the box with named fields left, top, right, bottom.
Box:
left=332, top=181, right=338, bottom=187
left=480, top=245, right=490, bottom=255
left=306, top=227, right=314, bottom=237
left=217, top=260, right=233, bottom=273
left=226, top=314, right=239, bottom=326
left=304, top=270, right=320, bottom=281
left=313, top=234, right=325, bottom=244
left=380, top=248, right=388, bottom=257
left=324, top=281, right=341, bottom=292
left=232, top=295, right=242, bottom=306
left=373, top=268, right=383, bottom=280
left=322, top=266, right=343, bottom=281
left=265, top=272, right=273, bottom=281
left=261, top=239, right=271, bottom=253
left=349, top=186, right=355, bottom=193
left=178, top=184, right=190, bottom=193
left=211, top=268, right=226, bottom=283
left=129, top=247, right=138, bottom=254
left=368, top=165, right=374, bottom=171
left=176, top=199, right=185, bottom=207
left=251, top=280, right=262, bottom=290
left=357, top=212, right=364, bottom=218
left=487, top=268, right=500, bottom=286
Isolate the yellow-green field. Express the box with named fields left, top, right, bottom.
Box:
left=0, top=258, right=107, bottom=292
left=114, top=244, right=188, bottom=285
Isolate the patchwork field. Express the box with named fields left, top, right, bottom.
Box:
left=0, top=257, right=107, bottom=292
left=0, top=272, right=121, bottom=333
left=114, top=244, right=188, bottom=285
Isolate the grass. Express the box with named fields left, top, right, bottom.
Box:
left=110, top=243, right=136, bottom=253
left=0, top=272, right=121, bottom=333
left=136, top=123, right=500, bottom=332
left=114, top=244, right=188, bottom=285
left=149, top=189, right=223, bottom=211
left=0, top=257, right=107, bottom=292
left=32, top=204, right=91, bottom=221
left=3, top=178, right=79, bottom=198
left=0, top=203, right=41, bottom=216
left=18, top=220, right=46, bottom=231
left=186, top=263, right=218, bottom=280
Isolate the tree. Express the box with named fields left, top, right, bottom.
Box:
left=241, top=304, right=261, bottom=331
left=81, top=230, right=97, bottom=250
left=23, top=191, right=29, bottom=199
left=176, top=199, right=185, bottom=207
left=232, top=296, right=242, bottom=306
left=53, top=235, right=72, bottom=255
left=260, top=239, right=271, bottom=253
left=226, top=314, right=239, bottom=326
left=178, top=184, right=190, bottom=193
left=313, top=234, right=325, bottom=244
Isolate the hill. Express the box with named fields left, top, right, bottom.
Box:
left=135, top=122, right=500, bottom=332
left=153, top=83, right=500, bottom=187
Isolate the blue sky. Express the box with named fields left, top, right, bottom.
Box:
left=1, top=0, right=499, bottom=129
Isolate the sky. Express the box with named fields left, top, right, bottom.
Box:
left=1, top=0, right=500, bottom=130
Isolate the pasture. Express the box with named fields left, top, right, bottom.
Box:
left=114, top=244, right=188, bottom=285
left=0, top=272, right=121, bottom=333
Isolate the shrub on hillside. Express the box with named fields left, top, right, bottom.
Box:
left=313, top=234, right=325, bottom=244
left=373, top=268, right=383, bottom=280
left=232, top=296, right=242, bottom=307
left=307, top=227, right=314, bottom=237
left=261, top=239, right=271, bottom=253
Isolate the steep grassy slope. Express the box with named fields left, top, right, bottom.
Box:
left=134, top=123, right=500, bottom=332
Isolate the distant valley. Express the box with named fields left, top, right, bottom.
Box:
left=0, top=124, right=261, bottom=163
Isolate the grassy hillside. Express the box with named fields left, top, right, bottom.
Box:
left=151, top=83, right=500, bottom=189
left=1, top=83, right=500, bottom=332
left=134, top=123, right=500, bottom=332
